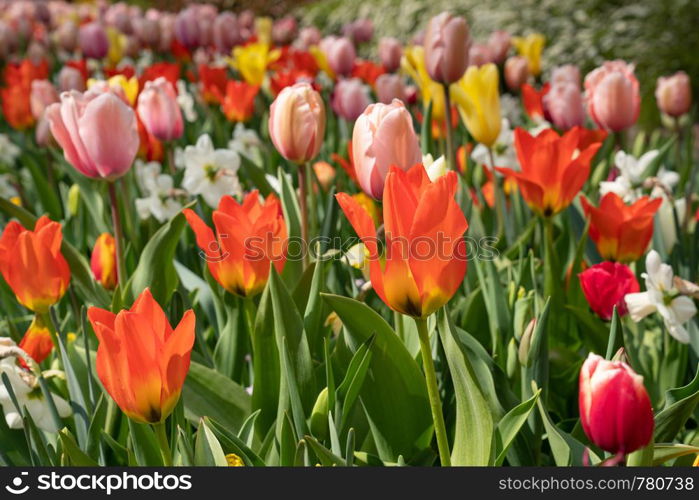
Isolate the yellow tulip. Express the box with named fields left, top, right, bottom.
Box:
left=106, top=27, right=127, bottom=67
left=254, top=17, right=273, bottom=47
left=401, top=46, right=445, bottom=121
left=309, top=45, right=335, bottom=79
left=450, top=63, right=501, bottom=147
left=230, top=42, right=281, bottom=87
left=87, top=75, right=139, bottom=106
left=512, top=33, right=545, bottom=77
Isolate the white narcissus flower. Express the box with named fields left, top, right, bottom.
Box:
left=182, top=134, right=242, bottom=208
left=624, top=250, right=697, bottom=344
left=422, top=154, right=447, bottom=181
left=134, top=160, right=183, bottom=222
left=228, top=123, right=263, bottom=159
left=600, top=150, right=660, bottom=202
left=471, top=118, right=517, bottom=169
left=0, top=133, right=21, bottom=166
left=176, top=80, right=197, bottom=122
left=0, top=338, right=71, bottom=432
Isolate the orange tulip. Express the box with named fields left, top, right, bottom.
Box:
left=1, top=84, right=35, bottom=130
left=19, top=315, right=54, bottom=365
left=496, top=127, right=602, bottom=217
left=91, top=233, right=118, bottom=290
left=184, top=191, right=287, bottom=297
left=197, top=64, right=227, bottom=104
left=220, top=80, right=259, bottom=122
left=521, top=82, right=550, bottom=121
left=581, top=193, right=662, bottom=262
left=336, top=164, right=468, bottom=318
left=87, top=288, right=195, bottom=424
left=0, top=216, right=71, bottom=313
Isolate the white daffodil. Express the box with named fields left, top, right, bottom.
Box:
left=0, top=338, right=71, bottom=432
left=182, top=134, right=242, bottom=208
left=471, top=118, right=517, bottom=169
left=624, top=250, right=697, bottom=343
left=499, top=94, right=524, bottom=128
left=422, top=154, right=447, bottom=181
left=228, top=123, right=263, bottom=159
left=176, top=80, right=197, bottom=122
left=134, top=161, right=183, bottom=222
left=0, top=133, right=20, bottom=166
left=600, top=150, right=660, bottom=202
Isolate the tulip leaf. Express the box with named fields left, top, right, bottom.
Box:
left=304, top=435, right=346, bottom=466
left=194, top=419, right=228, bottom=466
left=277, top=166, right=303, bottom=286
left=652, top=443, right=699, bottom=466
left=58, top=429, right=99, bottom=466
left=336, top=335, right=374, bottom=427
left=182, top=361, right=251, bottom=433
left=437, top=307, right=494, bottom=465
left=494, top=390, right=540, bottom=466
left=239, top=154, right=274, bottom=197
left=654, top=364, right=699, bottom=442
left=640, top=136, right=676, bottom=179
left=203, top=416, right=265, bottom=466
left=22, top=153, right=63, bottom=220
left=321, top=293, right=431, bottom=462
left=420, top=99, right=433, bottom=155
left=127, top=419, right=163, bottom=466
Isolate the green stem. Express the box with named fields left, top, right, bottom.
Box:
left=542, top=216, right=559, bottom=300
left=154, top=421, right=173, bottom=466
left=414, top=316, right=451, bottom=466
left=488, top=147, right=505, bottom=241
left=107, top=181, right=127, bottom=287
left=443, top=84, right=455, bottom=172
left=297, top=163, right=309, bottom=268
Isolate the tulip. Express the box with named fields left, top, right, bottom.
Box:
left=378, top=37, right=402, bottom=72
left=57, top=66, right=86, bottom=92
left=184, top=192, right=287, bottom=297
left=298, top=27, right=321, bottom=50
left=332, top=78, right=371, bottom=122
left=375, top=73, right=406, bottom=104
left=232, top=42, right=281, bottom=87
left=504, top=56, right=529, bottom=91
left=323, top=37, right=356, bottom=77
left=137, top=77, right=183, bottom=142
left=579, top=353, right=654, bottom=455
left=212, top=13, right=241, bottom=54
left=551, top=64, right=581, bottom=86
left=512, top=33, right=545, bottom=77
left=19, top=315, right=54, bottom=365
left=543, top=81, right=585, bottom=130
left=401, top=46, right=446, bottom=121
left=451, top=63, right=501, bottom=147
left=423, top=12, right=470, bottom=84
left=35, top=115, right=54, bottom=147
left=133, top=17, right=160, bottom=48
left=268, top=82, right=325, bottom=164
left=313, top=161, right=336, bottom=191
left=342, top=19, right=374, bottom=45
left=91, top=233, right=118, bottom=290
left=487, top=30, right=511, bottom=64
left=521, top=82, right=551, bottom=121
left=272, top=16, right=297, bottom=46
left=221, top=80, right=259, bottom=122
left=584, top=60, right=640, bottom=132
left=79, top=22, right=109, bottom=59
left=579, top=262, right=640, bottom=320
left=55, top=20, right=79, bottom=53
left=655, top=71, right=692, bottom=118
left=174, top=7, right=200, bottom=50
left=468, top=44, right=494, bottom=67
left=1, top=84, right=35, bottom=130
left=581, top=193, right=662, bottom=262
left=46, top=90, right=139, bottom=181
left=0, top=216, right=70, bottom=313
left=352, top=99, right=421, bottom=199
left=496, top=127, right=602, bottom=216
left=87, top=288, right=195, bottom=424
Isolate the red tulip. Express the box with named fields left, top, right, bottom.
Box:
left=579, top=262, right=639, bottom=320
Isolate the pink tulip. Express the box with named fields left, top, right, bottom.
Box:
left=375, top=74, right=406, bottom=104
left=212, top=13, right=241, bottom=53
left=79, top=22, right=109, bottom=59
left=30, top=80, right=59, bottom=120
left=57, top=67, right=86, bottom=92
left=543, top=82, right=585, bottom=130
left=55, top=20, right=79, bottom=53
left=352, top=99, right=421, bottom=199
left=487, top=30, right=511, bottom=64
left=579, top=353, right=654, bottom=455
left=378, top=37, right=402, bottom=73
left=342, top=19, right=374, bottom=45
left=158, top=14, right=175, bottom=52
left=423, top=12, right=471, bottom=84
left=268, top=82, right=326, bottom=164
left=504, top=56, right=529, bottom=91
left=578, top=262, right=639, bottom=321
left=551, top=64, right=581, bottom=86
left=137, top=77, right=183, bottom=142
left=468, top=43, right=494, bottom=67
left=297, top=27, right=321, bottom=50
left=332, top=78, right=371, bottom=122
left=323, top=37, right=356, bottom=77
left=35, top=115, right=54, bottom=148
left=584, top=60, right=640, bottom=132
left=174, top=7, right=201, bottom=50
left=133, top=17, right=160, bottom=48
left=655, top=71, right=692, bottom=117
left=46, top=91, right=139, bottom=181
left=273, top=16, right=297, bottom=46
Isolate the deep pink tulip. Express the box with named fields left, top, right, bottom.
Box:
left=579, top=353, right=654, bottom=455
left=578, top=262, right=639, bottom=321
left=487, top=30, right=511, bottom=64
left=543, top=82, right=586, bottom=130
left=423, top=12, right=470, bottom=84
left=57, top=67, right=86, bottom=92
left=551, top=64, right=581, bottom=86
left=174, top=7, right=201, bottom=50
left=504, top=56, right=529, bottom=91
left=655, top=71, right=692, bottom=117
left=268, top=82, right=326, bottom=164
left=468, top=43, right=494, bottom=67
left=212, top=13, right=241, bottom=53
left=137, top=77, right=183, bottom=142
left=323, top=37, right=356, bottom=77
left=378, top=37, right=402, bottom=73
left=79, top=22, right=109, bottom=59
left=375, top=74, right=406, bottom=104
left=352, top=99, right=421, bottom=199
left=46, top=91, right=139, bottom=181
left=332, top=78, right=371, bottom=122
left=584, top=60, right=640, bottom=132
left=30, top=80, right=59, bottom=120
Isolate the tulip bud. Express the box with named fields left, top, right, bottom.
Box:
left=268, top=82, right=326, bottom=164
left=137, top=77, right=183, bottom=142
left=342, top=19, right=374, bottom=45
left=30, top=80, right=59, bottom=120
left=655, top=71, right=692, bottom=118
left=310, top=387, right=329, bottom=440
left=551, top=64, right=581, bottom=86
left=57, top=66, right=86, bottom=92
left=212, top=13, right=241, bottom=54
left=579, top=353, right=654, bottom=455
left=543, top=81, right=585, bottom=130
left=584, top=60, right=640, bottom=132
left=91, top=233, right=118, bottom=290
left=313, top=161, right=336, bottom=192
left=518, top=318, right=536, bottom=366
left=79, top=22, right=109, bottom=60
left=424, top=12, right=471, bottom=84
left=174, top=7, right=201, bottom=50
left=504, top=56, right=529, bottom=91
left=487, top=30, right=511, bottom=64
left=133, top=17, right=160, bottom=48
left=323, top=37, right=356, bottom=77
left=352, top=99, right=421, bottom=199
left=375, top=73, right=406, bottom=104
left=68, top=184, right=81, bottom=216
left=378, top=37, right=402, bottom=72
left=332, top=78, right=371, bottom=122
left=579, top=262, right=639, bottom=321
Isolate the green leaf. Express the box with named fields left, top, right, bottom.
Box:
left=322, top=293, right=431, bottom=461
left=303, top=435, right=346, bottom=466
left=194, top=419, right=228, bottom=466
left=277, top=167, right=302, bottom=285
left=640, top=136, right=676, bottom=179
left=204, top=416, right=266, bottom=466
left=22, top=153, right=62, bottom=219
left=182, top=361, right=251, bottom=433
left=420, top=99, right=433, bottom=154
left=58, top=429, right=98, bottom=466
left=336, top=335, right=374, bottom=426
left=654, top=365, right=699, bottom=442
left=240, top=154, right=273, bottom=196
left=251, top=283, right=281, bottom=433
left=437, top=307, right=494, bottom=465
left=494, top=390, right=540, bottom=466
left=652, top=443, right=699, bottom=466
left=127, top=419, right=163, bottom=466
